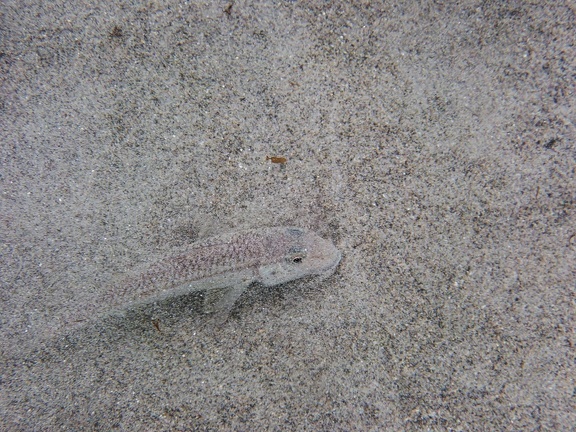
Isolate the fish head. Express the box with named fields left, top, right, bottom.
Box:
left=258, top=227, right=341, bottom=287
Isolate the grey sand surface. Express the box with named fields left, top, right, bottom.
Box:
left=1, top=1, right=575, bottom=430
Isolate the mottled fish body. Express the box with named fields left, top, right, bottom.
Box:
left=103, top=226, right=341, bottom=321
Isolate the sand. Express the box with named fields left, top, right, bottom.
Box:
left=1, top=1, right=574, bottom=430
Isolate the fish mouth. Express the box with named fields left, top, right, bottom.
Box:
left=303, top=232, right=342, bottom=276
left=316, top=248, right=342, bottom=276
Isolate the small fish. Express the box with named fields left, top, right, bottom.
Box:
left=266, top=156, right=287, bottom=164
left=103, top=227, right=341, bottom=323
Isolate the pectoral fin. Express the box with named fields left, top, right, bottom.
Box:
left=202, top=283, right=250, bottom=324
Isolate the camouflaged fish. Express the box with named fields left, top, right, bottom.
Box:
left=102, top=226, right=341, bottom=323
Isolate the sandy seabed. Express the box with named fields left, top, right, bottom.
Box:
left=1, top=1, right=574, bottom=430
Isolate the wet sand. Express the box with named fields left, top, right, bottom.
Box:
left=1, top=1, right=574, bottom=429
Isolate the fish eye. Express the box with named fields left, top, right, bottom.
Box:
left=287, top=248, right=307, bottom=264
